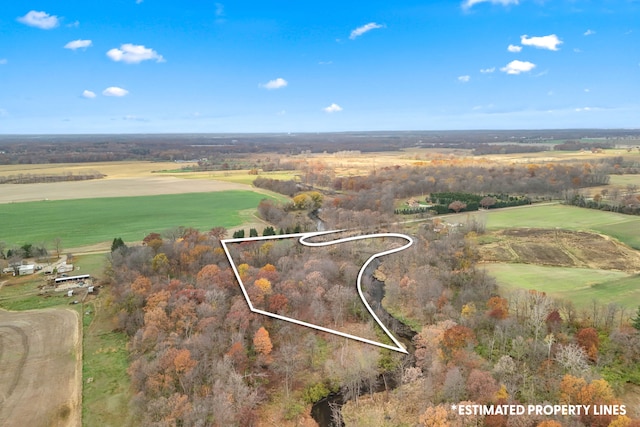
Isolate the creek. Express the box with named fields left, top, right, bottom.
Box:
left=310, top=262, right=418, bottom=426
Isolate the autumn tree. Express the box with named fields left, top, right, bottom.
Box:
left=480, top=196, right=497, bottom=209
left=254, top=278, right=272, bottom=295
left=442, top=325, right=476, bottom=360
left=487, top=296, right=509, bottom=320
left=536, top=421, right=562, bottom=427
left=448, top=200, right=467, bottom=213
left=253, top=326, right=273, bottom=356
left=466, top=368, right=499, bottom=403
left=576, top=327, right=599, bottom=362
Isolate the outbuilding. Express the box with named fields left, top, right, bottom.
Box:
left=18, top=264, right=35, bottom=275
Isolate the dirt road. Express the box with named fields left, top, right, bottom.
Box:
left=0, top=308, right=81, bottom=427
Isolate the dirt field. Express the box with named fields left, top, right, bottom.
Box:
left=0, top=308, right=81, bottom=427
left=0, top=176, right=252, bottom=204
left=0, top=161, right=181, bottom=178
left=478, top=228, right=640, bottom=272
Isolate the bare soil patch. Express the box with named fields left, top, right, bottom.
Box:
left=479, top=228, right=640, bottom=272
left=0, top=308, right=81, bottom=427
left=0, top=176, right=251, bottom=204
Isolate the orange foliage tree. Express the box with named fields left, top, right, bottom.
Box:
left=253, top=326, right=273, bottom=356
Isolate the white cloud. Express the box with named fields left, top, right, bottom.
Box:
left=0, top=59, right=7, bottom=65
left=349, top=22, right=384, bottom=40
left=102, top=87, right=129, bottom=97
left=323, top=103, right=343, bottom=113
left=106, top=44, right=165, bottom=64
left=584, top=29, right=595, bottom=36
left=82, top=90, right=96, bottom=99
left=480, top=67, right=495, bottom=73
left=507, top=44, right=522, bottom=53
left=520, top=34, right=563, bottom=51
left=462, top=0, right=518, bottom=10
left=500, top=60, right=536, bottom=74
left=17, top=11, right=60, bottom=30
left=260, top=78, right=288, bottom=90
left=215, top=3, right=224, bottom=17
left=575, top=107, right=593, bottom=112
left=123, top=115, right=148, bottom=121
left=136, top=0, right=143, bottom=4
left=458, top=75, right=471, bottom=83
left=64, top=39, right=92, bottom=50
left=67, top=20, right=79, bottom=28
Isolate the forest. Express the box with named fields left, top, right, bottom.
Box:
left=102, top=152, right=640, bottom=426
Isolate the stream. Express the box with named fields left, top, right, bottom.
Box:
left=310, top=262, right=418, bottom=427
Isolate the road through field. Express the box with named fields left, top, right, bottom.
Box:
left=0, top=176, right=251, bottom=204
left=0, top=308, right=81, bottom=427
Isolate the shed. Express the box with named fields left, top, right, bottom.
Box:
left=19, top=264, right=35, bottom=275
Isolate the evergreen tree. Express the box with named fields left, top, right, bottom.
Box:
left=249, top=228, right=259, bottom=237
left=111, top=237, right=126, bottom=253
left=632, top=306, right=640, bottom=331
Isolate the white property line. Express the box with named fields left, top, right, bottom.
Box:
left=220, top=230, right=413, bottom=354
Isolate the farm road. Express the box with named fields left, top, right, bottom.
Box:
left=0, top=308, right=81, bottom=427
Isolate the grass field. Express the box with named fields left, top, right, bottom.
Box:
left=83, top=296, right=136, bottom=427
left=609, top=174, right=640, bottom=187
left=448, top=204, right=640, bottom=249
left=1, top=190, right=278, bottom=248
left=483, top=263, right=640, bottom=309
left=165, top=170, right=299, bottom=185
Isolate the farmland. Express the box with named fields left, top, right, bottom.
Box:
left=483, top=263, right=640, bottom=309
left=0, top=190, right=279, bottom=248
left=447, top=203, right=640, bottom=249
left=1, top=137, right=640, bottom=426
left=0, top=308, right=81, bottom=427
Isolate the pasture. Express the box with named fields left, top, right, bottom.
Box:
left=449, top=203, right=640, bottom=249
left=1, top=190, right=278, bottom=248
left=483, top=263, right=640, bottom=309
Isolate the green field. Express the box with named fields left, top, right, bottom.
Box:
left=83, top=297, right=137, bottom=427
left=0, top=190, right=277, bottom=248
left=449, top=203, right=640, bottom=249
left=484, top=263, right=640, bottom=309
left=609, top=174, right=640, bottom=187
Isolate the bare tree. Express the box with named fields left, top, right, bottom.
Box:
left=555, top=343, right=589, bottom=375
left=53, top=237, right=63, bottom=260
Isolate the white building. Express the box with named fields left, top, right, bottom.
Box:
left=18, top=264, right=35, bottom=275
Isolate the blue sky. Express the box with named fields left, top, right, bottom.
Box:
left=1, top=0, right=639, bottom=133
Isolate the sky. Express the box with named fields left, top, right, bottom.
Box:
left=1, top=0, right=639, bottom=133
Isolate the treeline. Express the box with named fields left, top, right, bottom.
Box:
left=566, top=193, right=640, bottom=216
left=329, top=162, right=609, bottom=214
left=394, top=192, right=531, bottom=215
left=0, top=171, right=105, bottom=184
left=253, top=177, right=298, bottom=197
left=472, top=144, right=549, bottom=155
left=554, top=140, right=615, bottom=151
